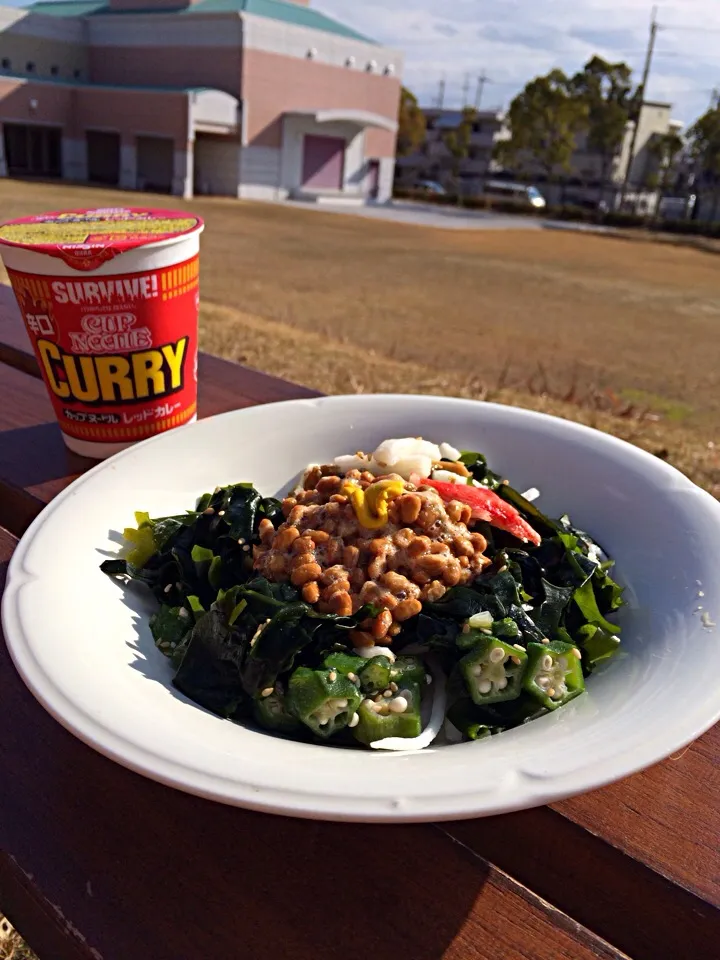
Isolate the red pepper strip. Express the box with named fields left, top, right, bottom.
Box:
left=420, top=478, right=542, bottom=546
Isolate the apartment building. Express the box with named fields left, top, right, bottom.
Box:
left=0, top=0, right=403, bottom=202
left=398, top=100, right=682, bottom=210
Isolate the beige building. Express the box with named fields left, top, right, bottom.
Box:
left=0, top=0, right=403, bottom=202
left=399, top=100, right=682, bottom=210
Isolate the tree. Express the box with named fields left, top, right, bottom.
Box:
left=647, top=130, right=684, bottom=197
left=571, top=56, right=637, bottom=200
left=494, top=69, right=588, bottom=181
left=397, top=86, right=426, bottom=158
left=442, top=107, right=476, bottom=198
left=687, top=107, right=720, bottom=220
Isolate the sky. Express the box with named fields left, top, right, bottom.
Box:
left=318, top=0, right=720, bottom=125
left=6, top=0, right=720, bottom=124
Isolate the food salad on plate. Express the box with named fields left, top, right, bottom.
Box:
left=102, top=437, right=624, bottom=751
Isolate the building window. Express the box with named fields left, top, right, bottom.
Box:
left=1, top=58, right=10, bottom=70
left=50, top=65, right=59, bottom=76
left=26, top=61, right=35, bottom=72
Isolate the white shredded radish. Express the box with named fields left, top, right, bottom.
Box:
left=431, top=469, right=466, bottom=485
left=333, top=454, right=377, bottom=475
left=372, top=438, right=441, bottom=468
left=439, top=442, right=462, bottom=462
left=354, top=645, right=396, bottom=663
left=370, top=657, right=447, bottom=751
left=520, top=487, right=540, bottom=502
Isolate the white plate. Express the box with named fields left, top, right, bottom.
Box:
left=3, top=395, right=720, bottom=822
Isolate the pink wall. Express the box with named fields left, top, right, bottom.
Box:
left=242, top=50, right=400, bottom=157
left=73, top=88, right=189, bottom=143
left=0, top=79, right=73, bottom=126
left=89, top=46, right=242, bottom=98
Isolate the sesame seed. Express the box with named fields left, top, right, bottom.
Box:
left=511, top=656, right=521, bottom=665
left=348, top=712, right=360, bottom=728
left=328, top=671, right=337, bottom=682
left=163, top=583, right=172, bottom=594
left=242, top=545, right=250, bottom=552
left=462, top=623, right=471, bottom=634
left=175, top=582, right=182, bottom=591
left=541, top=638, right=550, bottom=645
left=203, top=507, right=215, bottom=515
left=218, top=510, right=226, bottom=517
left=513, top=643, right=524, bottom=651
left=572, top=647, right=582, bottom=659
left=382, top=689, right=393, bottom=698
left=237, top=538, right=245, bottom=545
left=389, top=682, right=398, bottom=692
left=347, top=672, right=358, bottom=683
left=497, top=565, right=508, bottom=573
left=261, top=687, right=274, bottom=698
left=390, top=669, right=399, bottom=677
left=425, top=674, right=433, bottom=685
left=547, top=688, right=556, bottom=698
left=178, top=608, right=189, bottom=619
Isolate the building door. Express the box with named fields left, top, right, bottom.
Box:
left=3, top=124, right=61, bottom=177
left=302, top=135, right=344, bottom=190
left=87, top=130, right=120, bottom=185
left=367, top=159, right=380, bottom=199
left=137, top=136, right=174, bottom=193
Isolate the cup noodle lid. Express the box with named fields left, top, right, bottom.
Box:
left=0, top=207, right=204, bottom=272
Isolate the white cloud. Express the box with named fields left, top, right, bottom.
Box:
left=318, top=0, right=720, bottom=122
left=5, top=0, right=718, bottom=122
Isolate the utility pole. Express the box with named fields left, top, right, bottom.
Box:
left=436, top=75, right=446, bottom=110
left=475, top=72, right=491, bottom=110
left=620, top=5, right=659, bottom=206
left=462, top=73, right=471, bottom=108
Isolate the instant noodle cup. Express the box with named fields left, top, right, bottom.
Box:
left=0, top=207, right=204, bottom=459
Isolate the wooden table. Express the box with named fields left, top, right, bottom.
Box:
left=0, top=283, right=717, bottom=960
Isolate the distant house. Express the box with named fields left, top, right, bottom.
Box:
left=0, top=0, right=403, bottom=203
left=398, top=100, right=683, bottom=212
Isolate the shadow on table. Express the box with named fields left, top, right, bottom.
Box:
left=0, top=558, right=489, bottom=960
left=0, top=422, right=93, bottom=487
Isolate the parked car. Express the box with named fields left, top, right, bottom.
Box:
left=482, top=180, right=546, bottom=209
left=412, top=180, right=447, bottom=196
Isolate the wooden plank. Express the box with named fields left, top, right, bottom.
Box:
left=1, top=284, right=718, bottom=956
left=0, top=531, right=622, bottom=960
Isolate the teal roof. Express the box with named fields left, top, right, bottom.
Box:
left=29, top=1, right=105, bottom=13
left=27, top=0, right=376, bottom=44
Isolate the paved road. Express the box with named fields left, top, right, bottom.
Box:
left=287, top=199, right=543, bottom=231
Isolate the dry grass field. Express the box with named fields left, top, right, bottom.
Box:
left=0, top=179, right=718, bottom=496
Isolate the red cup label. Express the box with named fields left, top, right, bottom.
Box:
left=8, top=256, right=199, bottom=445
